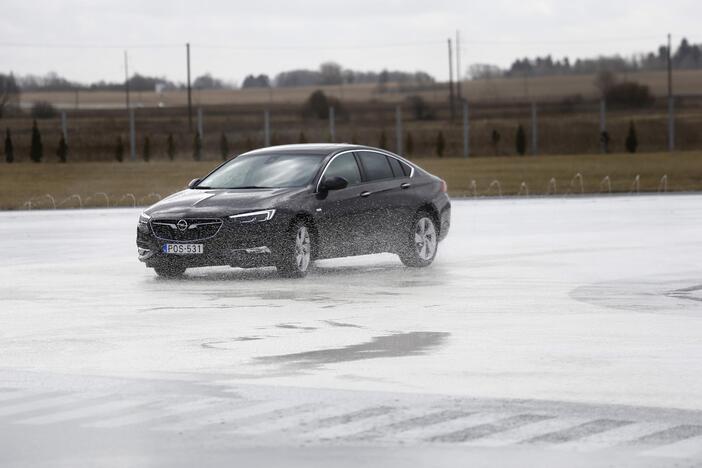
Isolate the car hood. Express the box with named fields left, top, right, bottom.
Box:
left=144, top=187, right=306, bottom=219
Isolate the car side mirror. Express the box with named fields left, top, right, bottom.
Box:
left=320, top=176, right=348, bottom=192
left=188, top=178, right=201, bottom=189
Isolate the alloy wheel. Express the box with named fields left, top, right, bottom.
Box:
left=414, top=217, right=437, bottom=261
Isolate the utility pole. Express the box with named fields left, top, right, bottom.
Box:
left=124, top=51, right=131, bottom=111
left=186, top=43, right=193, bottom=132
left=455, top=30, right=462, bottom=102
left=447, top=38, right=455, bottom=121
left=667, top=33, right=675, bottom=152
left=124, top=51, right=135, bottom=161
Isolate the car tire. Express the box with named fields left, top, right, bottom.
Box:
left=276, top=220, right=313, bottom=278
left=153, top=264, right=186, bottom=278
left=398, top=211, right=438, bottom=268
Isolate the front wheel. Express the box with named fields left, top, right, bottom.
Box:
left=398, top=213, right=438, bottom=267
left=276, top=221, right=313, bottom=278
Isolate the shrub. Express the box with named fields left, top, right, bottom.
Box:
left=302, top=90, right=344, bottom=119
left=625, top=121, right=638, bottom=153
left=605, top=82, right=655, bottom=108
left=405, top=132, right=414, bottom=155
left=491, top=129, right=501, bottom=155
left=56, top=134, right=68, bottom=163
left=115, top=136, right=124, bottom=162
left=30, top=120, right=43, bottom=163
left=515, top=124, right=526, bottom=156
left=219, top=133, right=229, bottom=160
left=166, top=133, right=175, bottom=161
left=378, top=129, right=387, bottom=149
left=142, top=136, right=151, bottom=162
left=436, top=131, right=445, bottom=157
left=4, top=128, right=13, bottom=163
left=30, top=101, right=57, bottom=119
left=193, top=132, right=202, bottom=161
left=405, top=95, right=434, bottom=120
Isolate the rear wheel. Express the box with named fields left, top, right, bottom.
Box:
left=153, top=264, right=186, bottom=278
left=398, top=212, right=438, bottom=267
left=276, top=221, right=312, bottom=278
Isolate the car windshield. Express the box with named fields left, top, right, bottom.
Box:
left=196, top=153, right=324, bottom=189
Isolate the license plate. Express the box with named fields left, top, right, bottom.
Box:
left=163, top=244, right=203, bottom=255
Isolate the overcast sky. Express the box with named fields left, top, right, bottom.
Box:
left=1, top=0, right=698, bottom=84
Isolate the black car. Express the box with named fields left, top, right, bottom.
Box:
left=136, top=144, right=451, bottom=278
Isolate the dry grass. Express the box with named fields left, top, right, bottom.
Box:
left=2, top=151, right=700, bottom=210
left=19, top=69, right=702, bottom=108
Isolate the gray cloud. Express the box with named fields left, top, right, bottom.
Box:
left=1, top=0, right=698, bottom=83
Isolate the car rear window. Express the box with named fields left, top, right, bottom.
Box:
left=358, top=151, right=394, bottom=181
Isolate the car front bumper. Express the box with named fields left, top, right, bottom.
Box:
left=136, top=217, right=288, bottom=269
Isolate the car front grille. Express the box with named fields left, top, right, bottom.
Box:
left=150, top=218, right=223, bottom=241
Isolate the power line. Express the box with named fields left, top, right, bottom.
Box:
left=0, top=40, right=443, bottom=51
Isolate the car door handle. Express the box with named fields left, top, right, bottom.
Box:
left=360, top=191, right=372, bottom=198
left=401, top=183, right=411, bottom=189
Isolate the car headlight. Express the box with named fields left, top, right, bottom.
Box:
left=138, top=212, right=151, bottom=225
left=229, top=209, right=276, bottom=224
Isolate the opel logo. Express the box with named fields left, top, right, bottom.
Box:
left=177, top=219, right=188, bottom=231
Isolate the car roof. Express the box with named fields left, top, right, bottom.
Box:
left=241, top=143, right=389, bottom=158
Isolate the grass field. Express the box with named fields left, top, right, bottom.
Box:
left=2, top=151, right=699, bottom=210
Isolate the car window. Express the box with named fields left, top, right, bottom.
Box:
left=387, top=156, right=405, bottom=178
left=324, top=153, right=362, bottom=185
left=358, top=151, right=394, bottom=181
left=399, top=160, right=412, bottom=176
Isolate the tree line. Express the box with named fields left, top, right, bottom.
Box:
left=470, top=38, right=702, bottom=79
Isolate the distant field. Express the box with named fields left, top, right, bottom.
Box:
left=19, top=69, right=702, bottom=109
left=2, top=152, right=699, bottom=210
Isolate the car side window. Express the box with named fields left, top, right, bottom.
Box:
left=358, top=151, right=394, bottom=181
left=323, top=153, right=362, bottom=185
left=387, top=156, right=406, bottom=178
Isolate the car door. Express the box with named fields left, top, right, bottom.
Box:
left=355, top=150, right=404, bottom=252
left=313, top=152, right=368, bottom=258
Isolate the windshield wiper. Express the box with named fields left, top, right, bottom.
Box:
left=193, top=186, right=212, bottom=189
left=227, top=186, right=271, bottom=189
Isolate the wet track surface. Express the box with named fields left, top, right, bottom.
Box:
left=1, top=195, right=701, bottom=466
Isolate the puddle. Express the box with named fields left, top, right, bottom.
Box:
left=255, top=331, right=449, bottom=370
left=570, top=276, right=702, bottom=314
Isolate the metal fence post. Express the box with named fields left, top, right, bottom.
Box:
left=395, top=105, right=403, bottom=155
left=329, top=106, right=335, bottom=142
left=264, top=109, right=270, bottom=147
left=531, top=102, right=538, bottom=156
left=129, top=108, right=136, bottom=161
left=462, top=101, right=470, bottom=158
left=61, top=112, right=68, bottom=143
left=197, top=108, right=204, bottom=140
left=668, top=96, right=675, bottom=152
